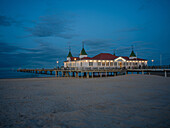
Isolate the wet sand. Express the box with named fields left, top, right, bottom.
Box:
left=0, top=74, right=170, bottom=128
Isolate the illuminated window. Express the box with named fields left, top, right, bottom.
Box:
left=106, top=62, right=109, bottom=66
left=110, top=62, right=113, bottom=66
left=102, top=62, right=105, bottom=66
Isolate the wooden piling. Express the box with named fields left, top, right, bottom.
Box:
left=165, top=71, right=167, bottom=77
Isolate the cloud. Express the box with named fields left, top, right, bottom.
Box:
left=0, top=15, right=22, bottom=27
left=84, top=39, right=117, bottom=48
left=0, top=41, right=66, bottom=68
left=0, top=42, right=20, bottom=53
left=25, top=15, right=75, bottom=39
left=83, top=39, right=118, bottom=55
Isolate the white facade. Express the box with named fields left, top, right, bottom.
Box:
left=64, top=57, right=148, bottom=69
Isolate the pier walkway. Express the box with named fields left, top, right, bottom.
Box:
left=17, top=67, right=170, bottom=78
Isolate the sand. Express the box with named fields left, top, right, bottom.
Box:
left=0, top=74, right=170, bottom=128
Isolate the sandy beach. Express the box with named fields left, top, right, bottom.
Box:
left=0, top=74, right=170, bottom=128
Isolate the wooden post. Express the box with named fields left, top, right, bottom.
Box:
left=55, top=71, right=57, bottom=77
left=114, top=72, right=117, bottom=76
left=61, top=71, right=63, bottom=77
left=92, top=72, right=93, bottom=78
left=84, top=72, right=86, bottom=77
left=50, top=71, right=52, bottom=75
left=142, top=71, right=144, bottom=75
left=165, top=71, right=167, bottom=77
left=87, top=72, right=89, bottom=78
left=77, top=72, right=79, bottom=78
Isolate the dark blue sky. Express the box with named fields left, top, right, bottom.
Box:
left=0, top=0, right=170, bottom=69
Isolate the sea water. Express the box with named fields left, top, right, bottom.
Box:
left=0, top=69, right=55, bottom=79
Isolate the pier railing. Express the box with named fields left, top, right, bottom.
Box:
left=61, top=65, right=170, bottom=71
left=17, top=65, right=170, bottom=78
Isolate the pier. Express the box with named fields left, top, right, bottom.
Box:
left=17, top=66, right=170, bottom=78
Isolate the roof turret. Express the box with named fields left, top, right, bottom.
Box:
left=129, top=45, right=136, bottom=57
left=80, top=42, right=87, bottom=55
left=67, top=46, right=73, bottom=57
left=67, top=51, right=73, bottom=57
left=129, top=50, right=136, bottom=57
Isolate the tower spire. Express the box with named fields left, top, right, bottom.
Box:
left=113, top=49, right=116, bottom=56
left=80, top=41, right=87, bottom=56
left=67, top=43, right=73, bottom=58
left=129, top=45, right=136, bottom=58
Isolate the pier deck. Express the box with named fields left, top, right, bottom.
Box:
left=17, top=68, right=170, bottom=78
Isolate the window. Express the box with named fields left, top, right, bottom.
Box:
left=106, top=62, right=109, bottom=66
left=89, top=62, right=93, bottom=66
left=114, top=62, right=117, bottom=66
left=110, top=62, right=113, bottom=66
left=72, top=63, right=75, bottom=67
left=124, top=62, right=127, bottom=66
left=69, top=63, right=71, bottom=67
left=98, top=62, right=101, bottom=66
left=102, top=62, right=105, bottom=66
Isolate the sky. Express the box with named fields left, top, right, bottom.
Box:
left=0, top=0, right=170, bottom=69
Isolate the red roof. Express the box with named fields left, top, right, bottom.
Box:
left=81, top=57, right=92, bottom=60
left=92, top=53, right=118, bottom=60
left=70, top=57, right=80, bottom=61
left=68, top=53, right=147, bottom=61
left=121, top=56, right=146, bottom=61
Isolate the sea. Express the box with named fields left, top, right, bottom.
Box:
left=0, top=69, right=55, bottom=79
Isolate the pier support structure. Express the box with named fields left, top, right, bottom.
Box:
left=165, top=71, right=167, bottom=77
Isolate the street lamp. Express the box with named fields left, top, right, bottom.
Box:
left=74, top=58, right=77, bottom=70
left=56, top=61, right=59, bottom=69
left=151, top=60, right=154, bottom=66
